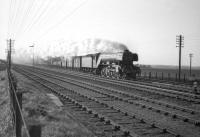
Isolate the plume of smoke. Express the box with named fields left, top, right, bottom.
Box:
left=12, top=48, right=32, bottom=64
left=12, top=39, right=129, bottom=64
left=66, top=38, right=128, bottom=56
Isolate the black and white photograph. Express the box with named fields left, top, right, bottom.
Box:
left=0, top=0, right=200, bottom=137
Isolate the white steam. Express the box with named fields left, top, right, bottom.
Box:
left=69, top=39, right=128, bottom=56
left=13, top=39, right=129, bottom=64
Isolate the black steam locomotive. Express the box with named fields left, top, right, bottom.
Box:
left=64, top=50, right=140, bottom=79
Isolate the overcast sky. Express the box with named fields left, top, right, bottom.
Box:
left=0, top=0, right=200, bottom=66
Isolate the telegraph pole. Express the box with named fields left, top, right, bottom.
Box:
left=176, top=35, right=184, bottom=81
left=29, top=44, right=34, bottom=67
left=189, top=53, right=193, bottom=76
left=8, top=39, right=11, bottom=70
left=6, top=39, right=14, bottom=70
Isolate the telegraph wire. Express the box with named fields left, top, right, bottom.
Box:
left=11, top=0, right=23, bottom=38
left=8, top=0, right=16, bottom=38
left=27, top=0, right=57, bottom=31
left=18, top=0, right=44, bottom=36
left=7, top=0, right=16, bottom=38
left=16, top=0, right=63, bottom=41
left=9, top=0, right=26, bottom=38
left=9, top=0, right=88, bottom=47
left=12, top=0, right=27, bottom=39
left=33, top=0, right=68, bottom=34
left=17, top=0, right=47, bottom=38
left=15, top=0, right=38, bottom=40
left=21, top=0, right=52, bottom=34
left=7, top=0, right=13, bottom=38
left=14, top=0, right=36, bottom=40
left=36, top=0, right=88, bottom=41
left=17, top=0, right=87, bottom=43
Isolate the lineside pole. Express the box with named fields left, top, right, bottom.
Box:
left=176, top=35, right=184, bottom=81
left=9, top=39, right=11, bottom=70
left=6, top=39, right=14, bottom=71
left=29, top=44, right=35, bottom=69
left=189, top=53, right=193, bottom=76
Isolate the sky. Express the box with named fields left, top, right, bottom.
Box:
left=0, top=0, right=200, bottom=66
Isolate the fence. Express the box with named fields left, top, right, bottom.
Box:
left=7, top=68, right=41, bottom=137
left=138, top=71, right=195, bottom=83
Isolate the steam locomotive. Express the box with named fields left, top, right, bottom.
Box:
left=63, top=50, right=140, bottom=79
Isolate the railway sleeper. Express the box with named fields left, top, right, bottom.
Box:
left=41, top=68, right=200, bottom=115
left=29, top=68, right=200, bottom=129
left=61, top=95, right=133, bottom=136
left=75, top=81, right=200, bottom=128
left=92, top=85, right=200, bottom=123
left=80, top=78, right=200, bottom=116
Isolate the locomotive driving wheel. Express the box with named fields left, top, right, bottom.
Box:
left=112, top=72, right=120, bottom=79
left=101, top=67, right=107, bottom=77
left=121, top=74, right=127, bottom=79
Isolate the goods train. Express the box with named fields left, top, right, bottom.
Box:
left=50, top=50, right=140, bottom=79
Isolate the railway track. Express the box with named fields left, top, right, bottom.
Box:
left=135, top=76, right=192, bottom=87
left=133, top=78, right=195, bottom=95
left=16, top=65, right=200, bottom=113
left=14, top=65, right=200, bottom=137
left=14, top=66, right=176, bottom=137
left=40, top=64, right=195, bottom=93
left=31, top=65, right=200, bottom=103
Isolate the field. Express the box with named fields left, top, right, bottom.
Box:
left=140, top=67, right=200, bottom=81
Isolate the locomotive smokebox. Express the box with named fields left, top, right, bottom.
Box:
left=122, top=50, right=138, bottom=62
